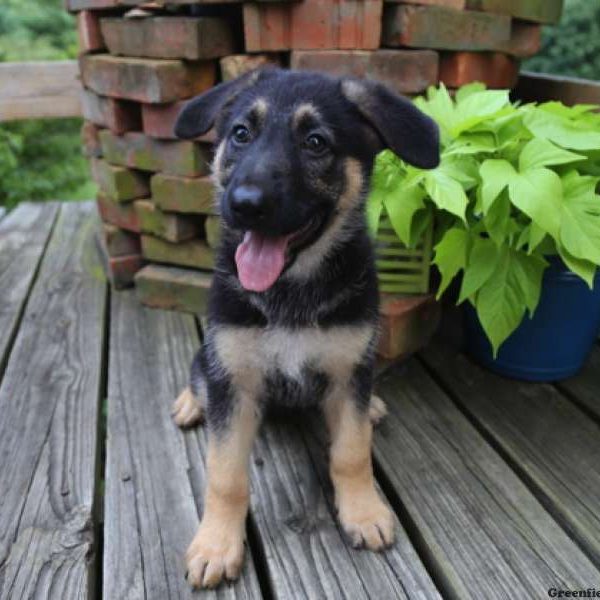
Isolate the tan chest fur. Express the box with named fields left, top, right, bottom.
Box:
left=213, top=325, right=374, bottom=393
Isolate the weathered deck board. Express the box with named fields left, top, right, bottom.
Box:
left=0, top=202, right=58, bottom=375
left=421, top=340, right=600, bottom=567
left=373, top=360, right=600, bottom=599
left=105, top=291, right=262, bottom=599
left=0, top=202, right=106, bottom=599
left=558, top=346, right=600, bottom=420
left=249, top=414, right=441, bottom=600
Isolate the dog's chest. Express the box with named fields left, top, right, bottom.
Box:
left=213, top=324, right=373, bottom=384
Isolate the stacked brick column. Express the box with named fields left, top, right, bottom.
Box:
left=69, top=0, right=562, bottom=358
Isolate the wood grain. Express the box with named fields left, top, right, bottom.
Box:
left=421, top=340, right=600, bottom=567
left=0, top=202, right=58, bottom=376
left=0, top=202, right=106, bottom=598
left=105, top=291, right=262, bottom=599
left=249, top=412, right=441, bottom=599
left=0, top=61, right=81, bottom=122
left=558, top=346, right=600, bottom=420
left=373, top=358, right=600, bottom=599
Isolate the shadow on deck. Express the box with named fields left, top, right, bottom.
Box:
left=0, top=201, right=599, bottom=599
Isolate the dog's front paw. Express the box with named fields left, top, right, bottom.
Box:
left=186, top=520, right=245, bottom=588
left=338, top=491, right=395, bottom=551
left=172, top=387, right=203, bottom=428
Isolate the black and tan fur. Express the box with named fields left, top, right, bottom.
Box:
left=172, top=68, right=439, bottom=589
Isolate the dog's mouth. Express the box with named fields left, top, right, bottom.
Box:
left=234, top=215, right=324, bottom=292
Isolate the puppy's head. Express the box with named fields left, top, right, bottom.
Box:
left=175, top=68, right=439, bottom=292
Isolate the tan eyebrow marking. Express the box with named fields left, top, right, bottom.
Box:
left=293, top=103, right=322, bottom=129
left=250, top=97, right=268, bottom=125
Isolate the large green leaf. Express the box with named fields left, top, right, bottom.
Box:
left=425, top=168, right=468, bottom=221
left=483, top=191, right=511, bottom=244
left=458, top=237, right=499, bottom=303
left=557, top=244, right=597, bottom=288
left=508, top=168, right=562, bottom=238
left=480, top=159, right=516, bottom=212
left=511, top=252, right=547, bottom=315
left=560, top=186, right=600, bottom=265
left=475, top=248, right=546, bottom=356
left=518, top=138, right=585, bottom=171
left=366, top=186, right=384, bottom=238
left=476, top=248, right=527, bottom=357
left=524, top=109, right=600, bottom=151
left=383, top=183, right=426, bottom=246
left=433, top=227, right=469, bottom=298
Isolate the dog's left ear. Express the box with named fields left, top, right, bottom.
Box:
left=341, top=79, right=440, bottom=169
left=175, top=68, right=276, bottom=139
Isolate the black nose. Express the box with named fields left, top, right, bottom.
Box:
left=230, top=185, right=268, bottom=224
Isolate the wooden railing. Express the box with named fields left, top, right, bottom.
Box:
left=0, top=60, right=81, bottom=122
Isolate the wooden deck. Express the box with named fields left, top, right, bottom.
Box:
left=1, top=201, right=599, bottom=600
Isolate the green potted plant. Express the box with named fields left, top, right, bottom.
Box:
left=368, top=82, right=600, bottom=381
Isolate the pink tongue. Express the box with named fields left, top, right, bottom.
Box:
left=235, top=231, right=291, bottom=292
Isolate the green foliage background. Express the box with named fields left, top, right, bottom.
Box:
left=0, top=0, right=94, bottom=209
left=524, top=0, right=600, bottom=81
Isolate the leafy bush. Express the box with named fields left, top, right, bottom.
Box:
left=524, top=0, right=600, bottom=81
left=368, top=83, right=600, bottom=355
left=0, top=0, right=93, bottom=208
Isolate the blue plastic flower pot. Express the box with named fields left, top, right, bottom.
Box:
left=464, top=258, right=600, bottom=382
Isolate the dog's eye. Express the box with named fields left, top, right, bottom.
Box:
left=232, top=125, right=251, bottom=145
left=304, top=134, right=328, bottom=155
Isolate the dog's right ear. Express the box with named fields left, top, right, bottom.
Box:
left=174, top=68, right=275, bottom=139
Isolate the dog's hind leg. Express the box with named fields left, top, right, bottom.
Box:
left=172, top=350, right=206, bottom=428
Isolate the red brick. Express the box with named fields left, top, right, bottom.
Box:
left=439, top=52, right=519, bottom=88
left=498, top=21, right=541, bottom=58
left=377, top=294, right=441, bottom=360
left=101, top=250, right=144, bottom=289
left=102, top=223, right=141, bottom=257
left=67, top=0, right=120, bottom=11
left=134, top=264, right=212, bottom=315
left=79, top=54, right=216, bottom=103
left=135, top=200, right=201, bottom=243
left=99, top=131, right=212, bottom=177
left=291, top=50, right=439, bottom=95
left=382, top=4, right=511, bottom=51
left=151, top=174, right=216, bottom=214
left=243, top=0, right=383, bottom=52
left=387, top=0, right=465, bottom=7
left=81, top=121, right=103, bottom=158
left=77, top=11, right=105, bottom=53
left=220, top=53, right=282, bottom=81
left=101, top=17, right=235, bottom=60
left=96, top=194, right=142, bottom=233
left=141, top=101, right=216, bottom=142
left=141, top=235, right=215, bottom=270
left=91, top=158, right=150, bottom=202
left=466, top=0, right=564, bottom=25
left=204, top=215, right=221, bottom=248
left=80, top=89, right=141, bottom=134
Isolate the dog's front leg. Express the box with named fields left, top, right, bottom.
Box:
left=186, top=394, right=259, bottom=588
left=325, top=385, right=395, bottom=550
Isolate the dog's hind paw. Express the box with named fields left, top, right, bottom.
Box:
left=369, top=395, right=388, bottom=426
left=172, top=387, right=203, bottom=428
left=186, top=521, right=245, bottom=588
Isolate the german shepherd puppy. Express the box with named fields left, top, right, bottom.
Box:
left=172, top=68, right=439, bottom=589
